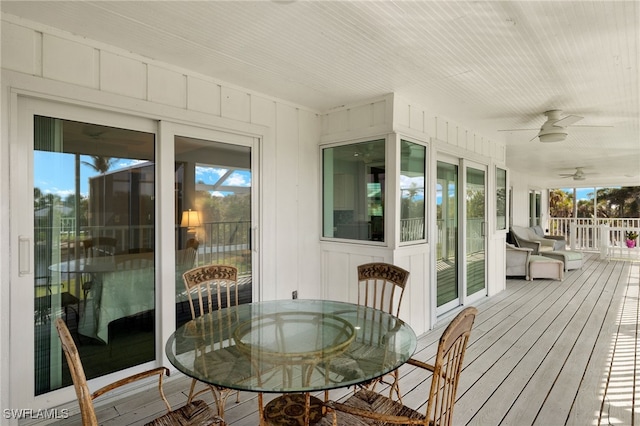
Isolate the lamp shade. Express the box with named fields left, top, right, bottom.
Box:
left=180, top=209, right=201, bottom=229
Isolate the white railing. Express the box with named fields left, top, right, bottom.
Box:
left=598, top=224, right=640, bottom=260
left=549, top=218, right=640, bottom=251
left=401, top=217, right=425, bottom=241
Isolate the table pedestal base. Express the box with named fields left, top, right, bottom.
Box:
left=264, top=393, right=323, bottom=425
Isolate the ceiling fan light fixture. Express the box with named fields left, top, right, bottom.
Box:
left=538, top=130, right=567, bottom=143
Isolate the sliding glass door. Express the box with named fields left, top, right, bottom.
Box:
left=12, top=98, right=259, bottom=410
left=13, top=99, right=157, bottom=404
left=436, top=160, right=459, bottom=311
left=436, top=158, right=488, bottom=314
left=174, top=134, right=254, bottom=328
left=465, top=163, right=487, bottom=301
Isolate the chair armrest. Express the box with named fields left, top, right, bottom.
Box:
left=516, top=239, right=541, bottom=254
left=92, top=367, right=171, bottom=412
left=406, top=357, right=435, bottom=372
left=544, top=235, right=565, bottom=241
left=407, top=357, right=454, bottom=382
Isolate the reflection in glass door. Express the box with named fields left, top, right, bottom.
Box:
left=174, top=136, right=253, bottom=328
left=436, top=161, right=458, bottom=309
left=33, top=116, right=155, bottom=395
left=466, top=166, right=486, bottom=299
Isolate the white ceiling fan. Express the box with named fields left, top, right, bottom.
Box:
left=499, top=110, right=611, bottom=143
left=559, top=167, right=592, bottom=181
left=534, top=110, right=583, bottom=142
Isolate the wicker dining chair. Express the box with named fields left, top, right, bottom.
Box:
left=356, top=262, right=410, bottom=317
left=182, top=264, right=243, bottom=418
left=323, top=306, right=478, bottom=426
left=54, top=318, right=223, bottom=426
left=354, top=262, right=410, bottom=401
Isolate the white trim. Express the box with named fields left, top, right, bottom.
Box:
left=6, top=88, right=264, bottom=414
left=11, top=96, right=158, bottom=411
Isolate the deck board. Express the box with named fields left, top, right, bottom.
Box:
left=46, top=253, right=639, bottom=426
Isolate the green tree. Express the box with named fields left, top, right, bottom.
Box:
left=550, top=187, right=640, bottom=218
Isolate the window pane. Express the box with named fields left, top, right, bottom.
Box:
left=34, top=116, right=155, bottom=395
left=174, top=136, right=253, bottom=328
left=400, top=141, right=426, bottom=242
left=496, top=167, right=507, bottom=230
left=436, top=161, right=458, bottom=307
left=323, top=140, right=385, bottom=242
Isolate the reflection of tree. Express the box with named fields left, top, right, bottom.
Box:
left=82, top=156, right=116, bottom=174
left=496, top=188, right=506, bottom=214
left=466, top=189, right=485, bottom=218
left=197, top=192, right=251, bottom=224
left=401, top=182, right=424, bottom=219
left=34, top=188, right=59, bottom=209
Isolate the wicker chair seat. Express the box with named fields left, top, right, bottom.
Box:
left=321, top=389, right=425, bottom=425
left=146, top=400, right=221, bottom=426
left=323, top=307, right=478, bottom=426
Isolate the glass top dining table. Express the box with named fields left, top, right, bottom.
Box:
left=165, top=299, right=417, bottom=394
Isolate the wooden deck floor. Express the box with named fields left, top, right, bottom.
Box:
left=50, top=252, right=639, bottom=426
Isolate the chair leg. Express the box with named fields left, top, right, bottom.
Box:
left=388, top=369, right=402, bottom=403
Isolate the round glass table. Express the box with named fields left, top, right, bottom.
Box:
left=165, top=299, right=417, bottom=425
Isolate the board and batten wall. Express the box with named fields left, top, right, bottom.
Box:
left=1, top=14, right=323, bottom=414
left=319, top=94, right=508, bottom=335
left=0, top=15, right=325, bottom=300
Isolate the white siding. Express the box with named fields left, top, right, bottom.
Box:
left=100, top=51, right=147, bottom=100
left=187, top=77, right=221, bottom=116
left=320, top=94, right=507, bottom=335
left=42, top=34, right=99, bottom=88
left=1, top=16, right=322, bottom=415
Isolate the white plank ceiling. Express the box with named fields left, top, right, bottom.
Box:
left=2, top=1, right=638, bottom=188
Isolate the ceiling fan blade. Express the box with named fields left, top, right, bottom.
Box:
left=570, top=124, right=614, bottom=128
left=497, top=128, right=538, bottom=132
left=554, top=115, right=583, bottom=127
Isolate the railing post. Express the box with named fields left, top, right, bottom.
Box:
left=599, top=224, right=609, bottom=260
left=570, top=221, right=576, bottom=251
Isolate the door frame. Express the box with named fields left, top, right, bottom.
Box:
left=434, top=155, right=489, bottom=317
left=11, top=96, right=159, bottom=409
left=157, top=121, right=260, bottom=340
left=10, top=96, right=261, bottom=411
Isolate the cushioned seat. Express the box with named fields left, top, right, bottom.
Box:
left=528, top=255, right=564, bottom=281
left=511, top=225, right=566, bottom=253
left=541, top=250, right=583, bottom=271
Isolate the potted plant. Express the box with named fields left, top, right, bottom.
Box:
left=625, top=230, right=638, bottom=248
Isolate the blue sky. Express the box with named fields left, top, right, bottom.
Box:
left=561, top=188, right=595, bottom=201
left=33, top=151, right=594, bottom=204
left=34, top=152, right=138, bottom=198
left=34, top=152, right=250, bottom=199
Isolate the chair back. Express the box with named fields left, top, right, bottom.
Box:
left=182, top=265, right=239, bottom=320
left=357, top=262, right=409, bottom=317
left=426, top=306, right=477, bottom=426
left=54, top=318, right=99, bottom=426
left=84, top=237, right=118, bottom=257
left=176, top=247, right=197, bottom=274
